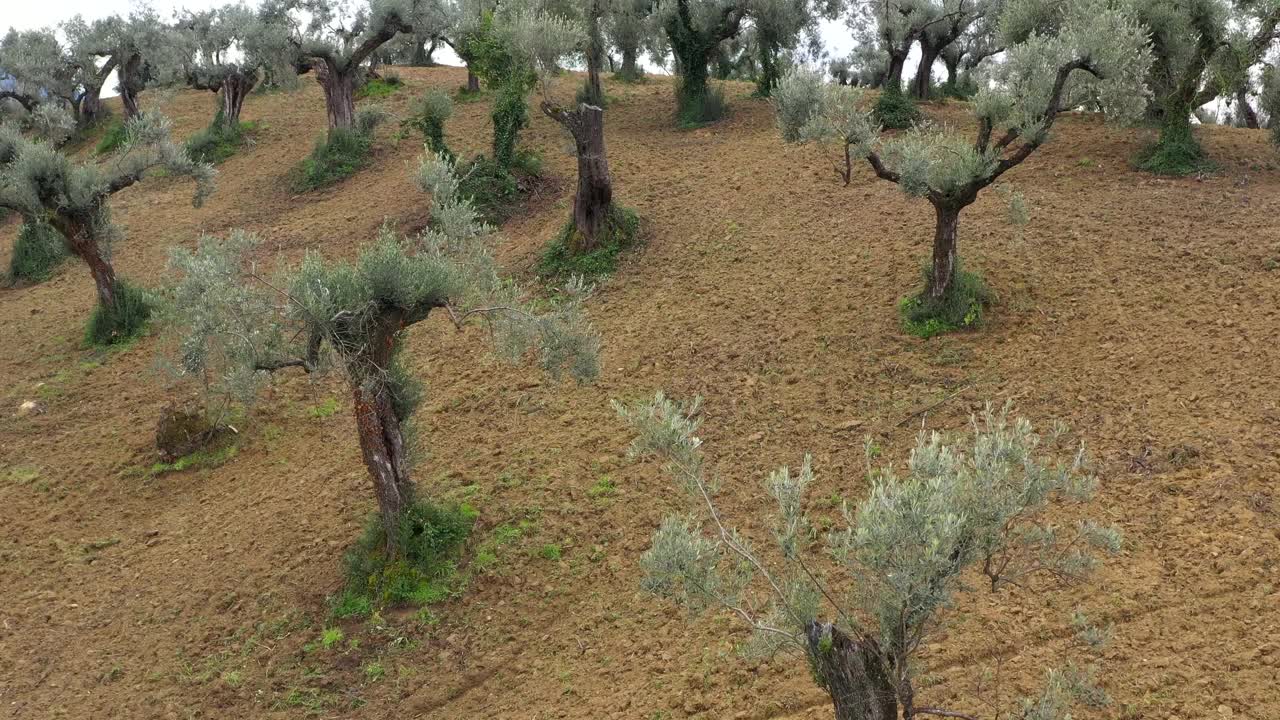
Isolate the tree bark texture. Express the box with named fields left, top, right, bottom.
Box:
left=912, top=44, right=941, bottom=100
left=316, top=63, right=356, bottom=132
left=805, top=622, right=898, bottom=720
left=927, top=203, right=961, bottom=300
left=543, top=103, right=614, bottom=254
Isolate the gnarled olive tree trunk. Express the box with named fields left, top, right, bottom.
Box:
left=47, top=210, right=119, bottom=309
left=345, top=309, right=417, bottom=556
left=805, top=623, right=898, bottom=720
left=543, top=102, right=614, bottom=253
left=220, top=71, right=256, bottom=127
left=315, top=63, right=357, bottom=132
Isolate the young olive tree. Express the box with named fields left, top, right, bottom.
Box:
left=618, top=393, right=1122, bottom=720
left=0, top=113, right=215, bottom=343
left=774, top=0, right=1152, bottom=330
left=165, top=150, right=598, bottom=557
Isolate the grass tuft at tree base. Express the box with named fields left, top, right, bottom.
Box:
left=874, top=87, right=923, bottom=130
left=537, top=205, right=641, bottom=279
left=185, top=118, right=258, bottom=165
left=356, top=73, right=404, bottom=100
left=676, top=84, right=727, bottom=129
left=85, top=280, right=153, bottom=347
left=899, top=266, right=992, bottom=338
left=289, top=127, right=373, bottom=192
left=332, top=500, right=477, bottom=619
left=6, top=220, right=67, bottom=285
left=1134, top=126, right=1215, bottom=177
left=95, top=121, right=129, bottom=155
left=455, top=150, right=542, bottom=224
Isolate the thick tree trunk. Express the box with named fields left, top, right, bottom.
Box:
left=618, top=48, right=638, bottom=80
left=48, top=214, right=117, bottom=308
left=316, top=63, right=356, bottom=132
left=674, top=46, right=711, bottom=114
left=805, top=623, right=898, bottom=720
left=571, top=107, right=612, bottom=253
left=756, top=36, right=780, bottom=97
left=927, top=203, right=960, bottom=300
left=351, top=377, right=414, bottom=555
left=347, top=310, right=416, bottom=556
left=912, top=44, right=940, bottom=100
left=885, top=53, right=907, bottom=93
left=119, top=54, right=143, bottom=120
left=1236, top=87, right=1260, bottom=129
left=220, top=72, right=254, bottom=128
left=466, top=69, right=480, bottom=93
left=942, top=57, right=960, bottom=95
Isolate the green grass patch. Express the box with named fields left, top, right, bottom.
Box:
left=676, top=83, right=727, bottom=129
left=289, top=127, right=374, bottom=193
left=899, top=265, right=992, bottom=338
left=587, top=475, right=617, bottom=498
left=1134, top=123, right=1215, bottom=177
left=85, top=280, right=153, bottom=347
left=356, top=74, right=404, bottom=100
left=874, top=87, right=922, bottom=130
left=6, top=220, right=66, bottom=285
left=536, top=205, right=640, bottom=280
left=453, top=86, right=485, bottom=103
left=185, top=119, right=258, bottom=165
left=331, top=500, right=477, bottom=618
left=307, top=397, right=340, bottom=419
left=143, top=443, right=238, bottom=478
left=95, top=121, right=129, bottom=155
left=537, top=543, right=562, bottom=561
left=455, top=153, right=543, bottom=224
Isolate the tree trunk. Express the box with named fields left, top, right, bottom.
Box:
left=926, top=203, right=960, bottom=300
left=805, top=622, right=898, bottom=720
left=466, top=69, right=480, bottom=93
left=912, top=44, right=940, bottom=100
left=351, top=377, right=414, bottom=555
left=48, top=214, right=117, bottom=309
left=885, top=53, right=907, bottom=93
left=220, top=72, right=253, bottom=128
left=316, top=63, right=356, bottom=132
left=570, top=106, right=612, bottom=253
left=756, top=36, right=780, bottom=97
left=674, top=45, right=711, bottom=115
left=620, top=48, right=640, bottom=80
left=119, top=54, right=143, bottom=120
left=347, top=310, right=416, bottom=556
left=1236, top=86, right=1260, bottom=129
left=942, top=56, right=960, bottom=96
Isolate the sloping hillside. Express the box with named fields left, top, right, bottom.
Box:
left=1, top=65, right=1279, bottom=719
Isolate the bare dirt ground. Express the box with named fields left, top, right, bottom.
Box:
left=1, top=66, right=1278, bottom=720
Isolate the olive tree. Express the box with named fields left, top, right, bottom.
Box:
left=1061, top=0, right=1280, bottom=173
left=619, top=393, right=1122, bottom=720
left=654, top=0, right=751, bottom=123
left=910, top=0, right=1000, bottom=100
left=0, top=113, right=215, bottom=343
left=607, top=0, right=655, bottom=81
left=746, top=0, right=823, bottom=96
left=1263, top=63, right=1280, bottom=143
left=165, top=150, right=598, bottom=558
left=0, top=29, right=71, bottom=118
left=177, top=3, right=295, bottom=130
left=774, top=0, right=1152, bottom=331
left=508, top=4, right=637, bottom=254
left=291, top=0, right=417, bottom=133
left=76, top=8, right=181, bottom=121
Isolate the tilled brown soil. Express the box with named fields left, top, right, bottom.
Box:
left=1, top=66, right=1278, bottom=720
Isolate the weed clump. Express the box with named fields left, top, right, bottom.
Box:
left=538, top=205, right=641, bottom=279
left=874, top=87, right=922, bottom=130
left=677, top=81, right=726, bottom=128
left=6, top=220, right=66, bottom=284
left=85, top=280, right=153, bottom=346
left=401, top=89, right=454, bottom=162
left=291, top=128, right=371, bottom=192
left=186, top=115, right=257, bottom=165
left=333, top=500, right=477, bottom=618
left=95, top=121, right=129, bottom=155
left=1135, top=118, right=1214, bottom=176
left=356, top=72, right=404, bottom=100
left=899, top=265, right=992, bottom=338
